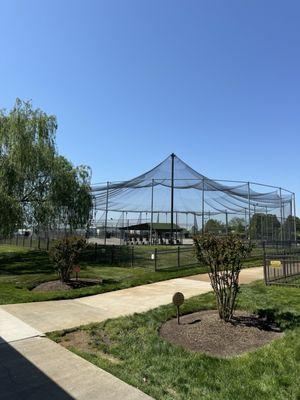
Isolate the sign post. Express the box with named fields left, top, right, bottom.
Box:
left=172, top=292, right=184, bottom=325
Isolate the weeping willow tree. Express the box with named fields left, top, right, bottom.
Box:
left=0, top=99, right=92, bottom=236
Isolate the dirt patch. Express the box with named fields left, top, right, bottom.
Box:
left=32, top=278, right=103, bottom=292
left=160, top=310, right=283, bottom=358
left=59, top=330, right=122, bottom=364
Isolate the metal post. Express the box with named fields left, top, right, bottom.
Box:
left=265, top=207, right=268, bottom=243
left=170, top=153, right=175, bottom=243
left=104, top=181, right=109, bottom=246
left=225, top=211, right=228, bottom=235
left=175, top=212, right=178, bottom=242
left=279, top=187, right=283, bottom=244
left=202, top=178, right=205, bottom=234
left=293, top=193, right=297, bottom=243
left=247, top=182, right=251, bottom=240
left=150, top=179, right=154, bottom=245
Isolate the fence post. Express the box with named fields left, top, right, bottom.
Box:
left=46, top=237, right=50, bottom=251
left=30, top=235, right=32, bottom=248
left=111, top=245, right=115, bottom=264
left=16, top=235, right=19, bottom=246
left=154, top=248, right=158, bottom=271
left=22, top=235, right=25, bottom=247
left=262, top=241, right=267, bottom=284
left=177, top=246, right=180, bottom=268
left=38, top=237, right=40, bottom=250
left=94, top=243, right=98, bottom=260
left=131, top=246, right=134, bottom=267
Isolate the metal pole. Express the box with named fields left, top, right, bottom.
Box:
left=225, top=211, right=228, bottom=235
left=247, top=182, right=251, bottom=240
left=279, top=187, right=283, bottom=244
left=150, top=179, right=154, bottom=245
left=104, top=181, right=109, bottom=245
left=175, top=211, right=178, bottom=242
left=170, top=153, right=175, bottom=243
left=293, top=193, right=297, bottom=243
left=202, top=178, right=205, bottom=234
left=265, top=207, right=268, bottom=243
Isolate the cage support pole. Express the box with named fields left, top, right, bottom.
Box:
left=279, top=187, right=283, bottom=244
left=247, top=182, right=251, bottom=240
left=225, top=210, right=228, bottom=235
left=265, top=207, right=268, bottom=242
left=150, top=179, right=154, bottom=245
left=170, top=153, right=175, bottom=243
left=104, top=181, right=109, bottom=245
left=293, top=193, right=297, bottom=243
left=202, top=178, right=205, bottom=235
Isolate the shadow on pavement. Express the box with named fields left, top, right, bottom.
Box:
left=0, top=337, right=74, bottom=400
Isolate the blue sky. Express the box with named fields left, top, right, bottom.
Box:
left=1, top=1, right=300, bottom=206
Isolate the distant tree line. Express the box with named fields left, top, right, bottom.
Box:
left=189, top=213, right=298, bottom=241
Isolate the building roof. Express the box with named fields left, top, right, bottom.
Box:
left=119, top=222, right=183, bottom=232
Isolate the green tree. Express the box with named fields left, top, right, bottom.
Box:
left=194, top=234, right=252, bottom=321
left=249, top=213, right=280, bottom=240
left=0, top=99, right=92, bottom=235
left=204, top=219, right=224, bottom=234
left=229, top=217, right=245, bottom=234
left=49, top=236, right=86, bottom=282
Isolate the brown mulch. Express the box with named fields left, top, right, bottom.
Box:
left=32, top=278, right=102, bottom=292
left=159, top=310, right=283, bottom=358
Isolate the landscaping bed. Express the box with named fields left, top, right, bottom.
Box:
left=159, top=309, right=282, bottom=357
left=49, top=282, right=300, bottom=400
left=31, top=278, right=104, bottom=292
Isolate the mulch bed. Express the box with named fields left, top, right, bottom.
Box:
left=32, top=278, right=103, bottom=292
left=160, top=310, right=283, bottom=358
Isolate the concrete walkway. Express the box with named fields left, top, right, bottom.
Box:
left=1, top=267, right=263, bottom=333
left=0, top=266, right=263, bottom=400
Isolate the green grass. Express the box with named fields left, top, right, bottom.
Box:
left=0, top=245, right=213, bottom=304
left=49, top=282, right=300, bottom=400
left=0, top=243, right=262, bottom=305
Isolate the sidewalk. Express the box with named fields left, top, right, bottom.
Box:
left=0, top=266, right=263, bottom=400
left=1, top=267, right=262, bottom=333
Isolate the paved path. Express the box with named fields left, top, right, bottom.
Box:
left=0, top=266, right=263, bottom=400
left=1, top=267, right=263, bottom=333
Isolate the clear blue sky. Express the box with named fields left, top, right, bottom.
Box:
left=1, top=1, right=300, bottom=206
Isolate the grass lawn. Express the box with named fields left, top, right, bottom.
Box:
left=0, top=244, right=262, bottom=305
left=49, top=282, right=300, bottom=400
left=0, top=245, right=210, bottom=304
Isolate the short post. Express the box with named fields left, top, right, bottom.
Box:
left=154, top=248, right=158, bottom=271
left=262, top=241, right=267, bottom=284
left=131, top=245, right=134, bottom=267
left=111, top=245, right=115, bottom=264
left=177, top=246, right=180, bottom=268
left=94, top=242, right=98, bottom=260
left=172, top=292, right=184, bottom=325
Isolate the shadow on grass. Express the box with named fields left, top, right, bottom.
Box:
left=0, top=251, right=53, bottom=275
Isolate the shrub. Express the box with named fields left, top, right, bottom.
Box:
left=194, top=234, right=252, bottom=321
left=49, top=236, right=86, bottom=282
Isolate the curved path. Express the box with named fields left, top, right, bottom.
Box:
left=0, top=266, right=263, bottom=400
